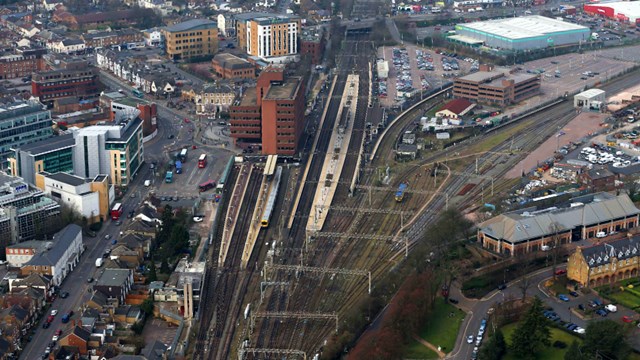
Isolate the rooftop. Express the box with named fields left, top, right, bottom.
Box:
left=588, top=1, right=640, bottom=17
left=24, top=224, right=82, bottom=267
left=239, top=87, right=258, bottom=106
left=96, top=268, right=131, bottom=287
left=580, top=237, right=640, bottom=268
left=479, top=193, right=640, bottom=243
left=164, top=19, right=217, bottom=33
left=577, top=88, right=605, bottom=98
left=459, top=15, right=589, bottom=40
left=213, top=53, right=253, bottom=70
left=13, top=133, right=75, bottom=156
left=264, top=77, right=302, bottom=101
left=46, top=172, right=87, bottom=187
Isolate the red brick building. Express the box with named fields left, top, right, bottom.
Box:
left=0, top=48, right=47, bottom=80
left=211, top=53, right=256, bottom=80
left=59, top=326, right=91, bottom=355
left=300, top=29, right=325, bottom=65
left=229, top=66, right=305, bottom=156
left=31, top=62, right=101, bottom=107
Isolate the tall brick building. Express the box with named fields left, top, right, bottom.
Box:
left=0, top=48, right=47, bottom=80
left=31, top=61, right=101, bottom=107
left=229, top=66, right=304, bottom=156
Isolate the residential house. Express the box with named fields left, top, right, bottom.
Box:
left=435, top=98, right=476, bottom=120
left=110, top=244, right=142, bottom=268
left=9, top=272, right=52, bottom=299
left=58, top=326, right=91, bottom=355
left=141, top=340, right=169, bottom=360
left=94, top=269, right=133, bottom=304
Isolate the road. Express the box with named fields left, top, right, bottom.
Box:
left=448, top=264, right=640, bottom=359
left=20, top=169, right=151, bottom=360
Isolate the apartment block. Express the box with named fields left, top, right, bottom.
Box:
left=0, top=48, right=47, bottom=80
left=162, top=19, right=218, bottom=61
left=235, top=13, right=300, bottom=62
left=31, top=64, right=101, bottom=107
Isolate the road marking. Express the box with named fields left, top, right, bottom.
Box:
left=447, top=310, right=474, bottom=359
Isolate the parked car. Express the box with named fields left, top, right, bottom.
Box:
left=555, top=269, right=567, bottom=275
left=467, top=335, right=474, bottom=343
left=558, top=294, right=570, bottom=302
left=569, top=291, right=579, bottom=297
left=449, top=298, right=459, bottom=304
left=596, top=309, right=608, bottom=317
left=60, top=291, right=69, bottom=299
left=50, top=310, right=58, bottom=316
left=622, top=315, right=633, bottom=323
left=498, top=283, right=507, bottom=290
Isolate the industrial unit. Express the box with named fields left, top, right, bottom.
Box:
left=584, top=1, right=640, bottom=24
left=452, top=15, right=590, bottom=50
left=574, top=88, right=606, bottom=111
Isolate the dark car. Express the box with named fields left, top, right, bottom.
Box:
left=60, top=291, right=69, bottom=299
left=87, top=277, right=94, bottom=283
left=167, top=134, right=175, bottom=139
left=449, top=298, right=459, bottom=304
left=569, top=291, right=579, bottom=297
left=498, top=284, right=507, bottom=290
left=42, top=322, right=50, bottom=329
left=578, top=304, right=585, bottom=311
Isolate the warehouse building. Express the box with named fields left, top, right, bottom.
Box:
left=584, top=2, right=640, bottom=24
left=574, top=88, right=605, bottom=111
left=452, top=15, right=590, bottom=51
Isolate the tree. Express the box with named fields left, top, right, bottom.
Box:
left=583, top=319, right=630, bottom=360
left=160, top=258, right=170, bottom=274
left=479, top=329, right=506, bottom=360
left=515, top=254, right=535, bottom=300
left=141, top=297, right=154, bottom=316
left=147, top=260, right=157, bottom=283
left=549, top=223, right=563, bottom=280
left=510, top=297, right=550, bottom=359
left=564, top=340, right=581, bottom=360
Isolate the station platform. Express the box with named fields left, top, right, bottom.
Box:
left=219, top=163, right=252, bottom=267
left=306, top=74, right=360, bottom=235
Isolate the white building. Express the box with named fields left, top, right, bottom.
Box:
left=47, top=38, right=86, bottom=54
left=17, top=224, right=84, bottom=286
left=574, top=88, right=606, bottom=110
left=138, top=0, right=174, bottom=15
left=217, top=14, right=227, bottom=37
left=194, top=84, right=236, bottom=115
left=142, top=28, right=163, bottom=47
left=39, top=172, right=113, bottom=223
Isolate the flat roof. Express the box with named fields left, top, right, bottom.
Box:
left=14, top=133, right=75, bottom=156
left=96, top=268, right=131, bottom=287
left=239, top=87, right=258, bottom=106
left=164, top=19, right=217, bottom=33
left=264, top=78, right=301, bottom=100
left=46, top=172, right=86, bottom=186
left=459, top=15, right=589, bottom=40
left=587, top=2, right=640, bottom=18
left=576, top=88, right=605, bottom=98
left=448, top=34, right=484, bottom=45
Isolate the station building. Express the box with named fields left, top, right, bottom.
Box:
left=478, top=193, right=640, bottom=257
left=452, top=15, right=590, bottom=51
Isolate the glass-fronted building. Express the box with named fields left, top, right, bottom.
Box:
left=9, top=133, right=75, bottom=185
left=0, top=99, right=53, bottom=170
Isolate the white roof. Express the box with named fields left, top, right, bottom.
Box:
left=588, top=1, right=640, bottom=19
left=460, top=15, right=588, bottom=40
left=576, top=88, right=605, bottom=98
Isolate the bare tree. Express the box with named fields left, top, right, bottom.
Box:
left=549, top=222, right=563, bottom=280
left=516, top=253, right=536, bottom=300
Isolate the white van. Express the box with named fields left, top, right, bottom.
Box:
left=596, top=231, right=607, bottom=238
left=144, top=180, right=151, bottom=187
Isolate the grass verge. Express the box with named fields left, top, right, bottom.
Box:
left=417, top=297, right=466, bottom=353
left=501, top=322, right=582, bottom=360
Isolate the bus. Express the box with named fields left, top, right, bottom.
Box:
left=198, top=154, right=207, bottom=168
left=199, top=180, right=216, bottom=192
left=111, top=203, right=123, bottom=220
left=132, top=89, right=144, bottom=99
left=179, top=148, right=188, bottom=162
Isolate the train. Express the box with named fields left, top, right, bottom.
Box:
left=260, top=166, right=282, bottom=228
left=395, top=183, right=408, bottom=202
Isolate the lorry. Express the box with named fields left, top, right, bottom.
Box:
left=95, top=258, right=103, bottom=267
left=165, top=171, right=173, bottom=183
left=175, top=160, right=183, bottom=174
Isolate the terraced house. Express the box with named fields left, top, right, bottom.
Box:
left=568, top=237, right=639, bottom=288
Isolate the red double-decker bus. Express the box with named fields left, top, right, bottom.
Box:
left=111, top=203, right=123, bottom=220
left=199, top=180, right=216, bottom=192
left=198, top=154, right=207, bottom=168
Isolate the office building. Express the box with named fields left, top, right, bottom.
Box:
left=35, top=172, right=113, bottom=223
left=0, top=99, right=53, bottom=169
left=451, top=15, right=590, bottom=51
left=31, top=64, right=101, bottom=107
left=568, top=237, right=640, bottom=288
left=211, top=53, right=256, bottom=80
left=453, top=65, right=540, bottom=105
left=0, top=173, right=61, bottom=251
left=9, top=133, right=75, bottom=186
left=478, top=193, right=640, bottom=257
left=235, top=13, right=300, bottom=62
left=230, top=66, right=304, bottom=156
left=162, top=19, right=218, bottom=61
left=73, top=118, right=144, bottom=187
